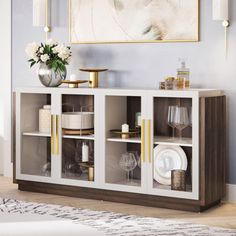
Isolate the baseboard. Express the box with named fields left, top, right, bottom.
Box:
left=225, top=184, right=236, bottom=203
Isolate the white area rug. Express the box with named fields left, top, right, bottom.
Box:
left=0, top=198, right=235, bottom=236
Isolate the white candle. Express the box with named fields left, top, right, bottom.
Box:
left=138, top=115, right=142, bottom=127
left=70, top=74, right=77, bottom=81
left=82, top=142, right=89, bottom=162
left=122, top=124, right=129, bottom=133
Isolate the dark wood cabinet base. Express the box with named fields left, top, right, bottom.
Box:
left=17, top=180, right=221, bottom=212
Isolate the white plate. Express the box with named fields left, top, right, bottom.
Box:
left=62, top=112, right=94, bottom=130
left=153, top=145, right=188, bottom=185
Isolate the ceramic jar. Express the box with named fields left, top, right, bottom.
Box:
left=39, top=105, right=51, bottom=133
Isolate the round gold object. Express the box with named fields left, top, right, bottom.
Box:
left=61, top=80, right=88, bottom=88
left=110, top=129, right=140, bottom=139
left=80, top=68, right=108, bottom=88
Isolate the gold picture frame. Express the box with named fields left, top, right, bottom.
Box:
left=69, top=0, right=199, bottom=44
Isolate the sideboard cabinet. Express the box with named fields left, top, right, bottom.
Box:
left=14, top=87, right=226, bottom=212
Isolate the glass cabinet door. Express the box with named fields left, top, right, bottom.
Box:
left=149, top=96, right=195, bottom=198
left=105, top=95, right=144, bottom=189
left=20, top=93, right=52, bottom=177
left=60, top=94, right=96, bottom=184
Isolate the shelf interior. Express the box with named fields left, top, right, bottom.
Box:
left=154, top=97, right=192, bottom=139
left=152, top=146, right=192, bottom=192
left=105, top=95, right=142, bottom=187
left=21, top=136, right=51, bottom=177
left=62, top=138, right=95, bottom=182
left=21, top=93, right=51, bottom=134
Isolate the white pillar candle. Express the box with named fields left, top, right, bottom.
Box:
left=82, top=142, right=89, bottom=162
left=138, top=115, right=142, bottom=127
left=122, top=124, right=129, bottom=133
left=70, top=74, right=77, bottom=81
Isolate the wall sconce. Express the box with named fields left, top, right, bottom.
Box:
left=33, top=0, right=51, bottom=40
left=212, top=0, right=230, bottom=56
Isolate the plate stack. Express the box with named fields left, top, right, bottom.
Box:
left=153, top=145, right=187, bottom=188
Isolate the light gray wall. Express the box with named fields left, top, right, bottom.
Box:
left=0, top=0, right=12, bottom=176
left=12, top=0, right=236, bottom=184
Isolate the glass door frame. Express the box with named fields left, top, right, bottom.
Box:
left=16, top=90, right=55, bottom=183
left=146, top=91, right=199, bottom=200
left=101, top=90, right=149, bottom=194
left=55, top=90, right=99, bottom=189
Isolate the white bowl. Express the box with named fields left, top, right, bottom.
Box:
left=62, top=112, right=94, bottom=130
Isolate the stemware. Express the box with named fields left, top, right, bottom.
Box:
left=174, top=106, right=190, bottom=139
left=41, top=162, right=51, bottom=177
left=167, top=106, right=176, bottom=138
left=119, top=152, right=137, bottom=182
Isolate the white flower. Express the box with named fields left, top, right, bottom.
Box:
left=39, top=47, right=44, bottom=53
left=65, top=56, right=72, bottom=63
left=58, top=52, right=69, bottom=60
left=53, top=44, right=64, bottom=54
left=40, top=54, right=50, bottom=63
left=33, top=55, right=39, bottom=62
left=46, top=38, right=58, bottom=46
left=52, top=44, right=71, bottom=61
left=25, top=42, right=40, bottom=58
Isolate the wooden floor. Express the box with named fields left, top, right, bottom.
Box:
left=0, top=177, right=236, bottom=229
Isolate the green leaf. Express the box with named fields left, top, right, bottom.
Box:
left=30, top=61, right=36, bottom=68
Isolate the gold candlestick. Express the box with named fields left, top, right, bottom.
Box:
left=80, top=68, right=108, bottom=88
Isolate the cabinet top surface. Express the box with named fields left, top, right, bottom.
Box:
left=14, top=86, right=223, bottom=97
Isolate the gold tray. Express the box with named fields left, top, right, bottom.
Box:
left=110, top=129, right=140, bottom=139
left=63, top=129, right=94, bottom=135
left=61, top=80, right=88, bottom=88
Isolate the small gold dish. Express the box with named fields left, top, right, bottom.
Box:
left=110, top=129, right=141, bottom=139
left=61, top=80, right=88, bottom=88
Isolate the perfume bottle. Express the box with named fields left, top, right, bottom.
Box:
left=177, top=59, right=190, bottom=89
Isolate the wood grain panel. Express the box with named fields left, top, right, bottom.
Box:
left=18, top=180, right=220, bottom=212
left=200, top=96, right=226, bottom=206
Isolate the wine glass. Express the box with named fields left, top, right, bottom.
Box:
left=167, top=106, right=176, bottom=138
left=41, top=162, right=51, bottom=177
left=119, top=152, right=137, bottom=182
left=129, top=151, right=141, bottom=181
left=174, top=106, right=190, bottom=139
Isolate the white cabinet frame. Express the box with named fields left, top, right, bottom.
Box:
left=15, top=87, right=223, bottom=201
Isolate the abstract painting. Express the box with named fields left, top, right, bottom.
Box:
left=69, top=0, right=199, bottom=43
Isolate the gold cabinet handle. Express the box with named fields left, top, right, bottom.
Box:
left=56, top=115, right=59, bottom=155
left=51, top=115, right=54, bottom=155
left=147, top=119, right=151, bottom=163
left=141, top=119, right=145, bottom=163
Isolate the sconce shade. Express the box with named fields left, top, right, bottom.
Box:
left=33, top=0, right=47, bottom=27
left=213, top=0, right=228, bottom=20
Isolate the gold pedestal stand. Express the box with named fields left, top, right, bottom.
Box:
left=80, top=68, right=108, bottom=88
left=61, top=80, right=88, bottom=88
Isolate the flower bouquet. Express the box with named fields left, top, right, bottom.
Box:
left=25, top=39, right=72, bottom=87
